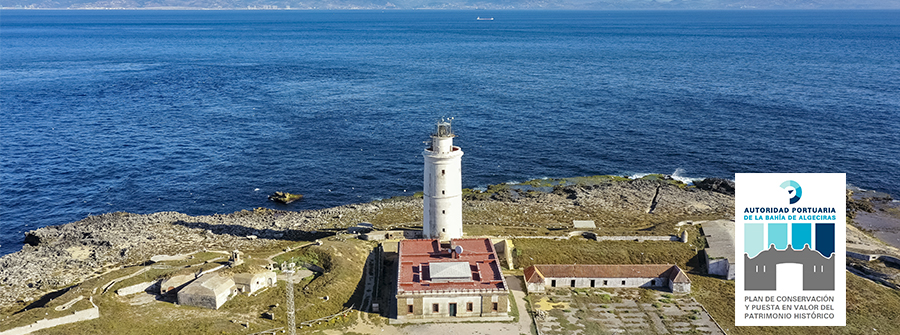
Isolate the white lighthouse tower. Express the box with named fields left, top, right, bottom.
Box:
left=423, top=119, right=464, bottom=241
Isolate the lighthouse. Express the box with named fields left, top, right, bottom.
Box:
left=423, top=119, right=464, bottom=240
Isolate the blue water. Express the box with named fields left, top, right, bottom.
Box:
left=2, top=10, right=899, bottom=256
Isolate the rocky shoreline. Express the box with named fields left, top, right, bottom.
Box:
left=0, top=176, right=786, bottom=312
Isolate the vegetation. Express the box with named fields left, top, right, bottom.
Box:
left=507, top=289, right=519, bottom=321
left=513, top=238, right=700, bottom=271
left=2, top=238, right=372, bottom=334
left=638, top=288, right=656, bottom=304
left=6, top=173, right=898, bottom=334
left=690, top=273, right=900, bottom=335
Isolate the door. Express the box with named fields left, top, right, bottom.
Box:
left=449, top=303, right=457, bottom=317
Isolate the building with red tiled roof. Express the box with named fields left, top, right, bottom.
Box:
left=395, top=238, right=512, bottom=323
left=523, top=264, right=691, bottom=294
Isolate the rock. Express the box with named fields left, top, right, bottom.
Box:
left=268, top=191, right=303, bottom=204
left=694, top=178, right=735, bottom=196
left=0, top=176, right=740, bottom=311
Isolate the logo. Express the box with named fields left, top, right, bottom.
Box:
left=736, top=173, right=846, bottom=326
left=780, top=180, right=802, bottom=204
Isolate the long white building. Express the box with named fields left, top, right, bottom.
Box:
left=423, top=120, right=464, bottom=241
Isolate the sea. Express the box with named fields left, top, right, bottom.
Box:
left=1, top=10, right=899, bottom=256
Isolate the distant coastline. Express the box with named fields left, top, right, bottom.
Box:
left=5, top=3, right=900, bottom=10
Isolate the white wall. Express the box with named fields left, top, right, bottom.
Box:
left=423, top=142, right=463, bottom=240
left=708, top=258, right=732, bottom=279
left=116, top=280, right=159, bottom=296
left=1, top=304, right=98, bottom=335
left=421, top=295, right=483, bottom=318
left=544, top=277, right=667, bottom=289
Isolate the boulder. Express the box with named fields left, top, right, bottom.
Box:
left=694, top=178, right=735, bottom=196
left=268, top=192, right=303, bottom=204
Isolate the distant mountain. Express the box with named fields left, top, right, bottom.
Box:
left=3, top=0, right=899, bottom=10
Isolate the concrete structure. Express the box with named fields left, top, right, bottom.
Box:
left=395, top=238, right=511, bottom=323
left=233, top=271, right=277, bottom=295
left=360, top=230, right=423, bottom=241
left=177, top=274, right=237, bottom=310
left=492, top=239, right=515, bottom=270
left=347, top=222, right=374, bottom=234
left=701, top=220, right=735, bottom=280
left=0, top=297, right=99, bottom=335
left=228, top=249, right=243, bottom=267
left=523, top=264, right=691, bottom=294
left=116, top=279, right=160, bottom=296
left=423, top=120, right=464, bottom=241
left=847, top=251, right=878, bottom=262
left=573, top=220, right=596, bottom=229
left=160, top=273, right=196, bottom=295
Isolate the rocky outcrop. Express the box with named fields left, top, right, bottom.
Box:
left=694, top=178, right=735, bottom=196
left=0, top=178, right=735, bottom=311
left=268, top=192, right=303, bottom=204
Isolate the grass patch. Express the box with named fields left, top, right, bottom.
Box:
left=547, top=308, right=580, bottom=332
left=690, top=273, right=900, bottom=335
left=571, top=290, right=620, bottom=305
left=637, top=289, right=656, bottom=304
left=12, top=239, right=373, bottom=335
left=513, top=238, right=697, bottom=271
left=507, top=285, right=520, bottom=322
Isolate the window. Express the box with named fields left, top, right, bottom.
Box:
left=466, top=302, right=473, bottom=312
left=590, top=280, right=595, bottom=288
left=433, top=304, right=439, bottom=313
left=570, top=280, right=576, bottom=288
left=408, top=305, right=414, bottom=314
left=603, top=280, right=608, bottom=286
left=442, top=190, right=445, bottom=195
left=442, top=210, right=445, bottom=214
left=621, top=280, right=626, bottom=285
left=551, top=280, right=556, bottom=287
left=492, top=302, right=498, bottom=312
left=442, top=169, right=445, bottom=175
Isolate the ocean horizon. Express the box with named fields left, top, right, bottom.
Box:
left=2, top=10, right=899, bottom=256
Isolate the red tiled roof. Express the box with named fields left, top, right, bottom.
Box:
left=524, top=264, right=690, bottom=284
left=397, top=238, right=507, bottom=293
left=524, top=265, right=543, bottom=284
left=668, top=268, right=691, bottom=283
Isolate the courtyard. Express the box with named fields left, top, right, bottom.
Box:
left=530, top=288, right=724, bottom=335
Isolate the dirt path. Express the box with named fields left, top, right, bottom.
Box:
left=506, top=275, right=535, bottom=334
